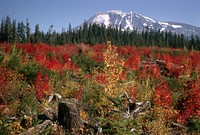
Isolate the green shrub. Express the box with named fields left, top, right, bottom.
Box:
left=187, top=117, right=200, bottom=133
left=166, top=77, right=184, bottom=92
left=165, top=77, right=184, bottom=108
left=0, top=50, right=4, bottom=63
left=17, top=93, right=38, bottom=119
left=46, top=51, right=54, bottom=61
left=81, top=79, right=103, bottom=116
left=190, top=72, right=199, bottom=80
left=1, top=77, right=24, bottom=104
left=71, top=54, right=98, bottom=73
left=20, top=63, right=40, bottom=82
left=0, top=118, right=9, bottom=135
left=6, top=45, right=23, bottom=70
left=7, top=55, right=21, bottom=70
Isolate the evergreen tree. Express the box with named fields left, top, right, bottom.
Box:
left=68, top=23, right=72, bottom=34
left=173, top=34, right=177, bottom=48
left=26, top=19, right=31, bottom=43
left=160, top=31, right=165, bottom=47
left=195, top=35, right=200, bottom=50
left=11, top=20, right=17, bottom=43
left=34, top=24, right=41, bottom=43
left=17, top=21, right=26, bottom=43
left=60, top=28, right=66, bottom=44
left=168, top=32, right=174, bottom=48
left=189, top=34, right=195, bottom=50
left=5, top=16, right=12, bottom=43
left=66, top=23, right=72, bottom=43
left=0, top=19, right=5, bottom=42
left=46, top=25, right=54, bottom=45
left=87, top=24, right=95, bottom=45
left=180, top=34, right=185, bottom=48
left=82, top=21, right=88, bottom=43
left=40, top=31, right=46, bottom=43
left=164, top=31, right=169, bottom=48
left=77, top=27, right=82, bottom=43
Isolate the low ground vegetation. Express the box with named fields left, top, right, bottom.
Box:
left=0, top=42, right=199, bottom=134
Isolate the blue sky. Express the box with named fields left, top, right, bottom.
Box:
left=0, top=0, right=200, bottom=32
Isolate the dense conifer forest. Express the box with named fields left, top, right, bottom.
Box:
left=1, top=16, right=200, bottom=50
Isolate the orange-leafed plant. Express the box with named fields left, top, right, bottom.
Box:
left=103, top=40, right=124, bottom=97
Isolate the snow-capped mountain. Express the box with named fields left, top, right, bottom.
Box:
left=75, top=10, right=200, bottom=37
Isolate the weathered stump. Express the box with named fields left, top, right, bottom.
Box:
left=58, top=99, right=83, bottom=131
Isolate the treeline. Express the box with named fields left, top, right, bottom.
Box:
left=0, top=16, right=200, bottom=50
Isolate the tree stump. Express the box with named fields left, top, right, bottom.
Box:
left=58, top=99, right=83, bottom=131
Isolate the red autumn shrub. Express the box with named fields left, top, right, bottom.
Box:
left=127, top=86, right=137, bottom=102
left=1, top=43, right=11, bottom=53
left=191, top=52, right=200, bottom=72
left=138, top=64, right=161, bottom=79
left=177, top=80, right=200, bottom=123
left=92, top=51, right=104, bottom=63
left=34, top=71, right=50, bottom=101
left=153, top=81, right=172, bottom=109
left=117, top=46, right=137, bottom=56
left=71, top=85, right=83, bottom=100
left=62, top=52, right=78, bottom=71
left=45, top=58, right=64, bottom=72
left=91, top=44, right=106, bottom=63
left=124, top=54, right=141, bottom=71
left=62, top=52, right=70, bottom=63
left=0, top=102, right=5, bottom=112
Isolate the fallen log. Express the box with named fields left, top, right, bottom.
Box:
left=20, top=120, right=53, bottom=135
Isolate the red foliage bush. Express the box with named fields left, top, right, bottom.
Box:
left=124, top=54, right=141, bottom=71
left=117, top=46, right=137, bottom=56
left=91, top=44, right=106, bottom=63
left=62, top=52, right=70, bottom=63
left=177, top=80, right=200, bottom=123
left=191, top=52, right=200, bottom=72
left=71, top=85, right=83, bottom=100
left=127, top=86, right=137, bottom=102
left=34, top=71, right=50, bottom=101
left=1, top=43, right=11, bottom=53
left=138, top=64, right=161, bottom=79
left=153, top=81, right=172, bottom=109
left=45, top=58, right=64, bottom=72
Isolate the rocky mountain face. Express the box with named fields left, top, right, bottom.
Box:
left=76, top=10, right=200, bottom=37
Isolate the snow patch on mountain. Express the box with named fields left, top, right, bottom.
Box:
left=93, top=14, right=110, bottom=27
left=143, top=23, right=147, bottom=27
left=125, top=19, right=133, bottom=30
left=172, top=25, right=182, bottom=28
left=160, top=27, right=166, bottom=31
left=158, top=22, right=170, bottom=27
left=142, top=15, right=156, bottom=23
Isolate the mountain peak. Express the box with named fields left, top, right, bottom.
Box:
left=77, top=10, right=200, bottom=37
left=106, top=10, right=126, bottom=15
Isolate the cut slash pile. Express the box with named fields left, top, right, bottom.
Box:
left=0, top=42, right=199, bottom=134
